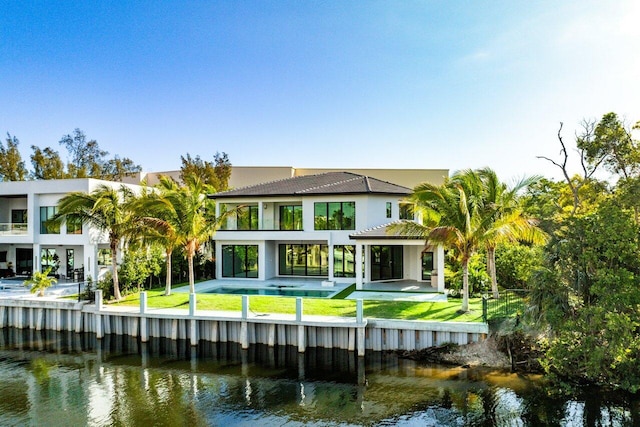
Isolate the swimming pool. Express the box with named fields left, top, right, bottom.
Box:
left=204, top=287, right=337, bottom=298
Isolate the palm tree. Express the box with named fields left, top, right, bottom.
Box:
left=23, top=267, right=57, bottom=297
left=137, top=175, right=231, bottom=294
left=134, top=177, right=185, bottom=296
left=465, top=168, right=547, bottom=298
left=55, top=184, right=139, bottom=301
left=391, top=176, right=486, bottom=312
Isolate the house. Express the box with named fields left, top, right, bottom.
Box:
left=211, top=171, right=447, bottom=292
left=0, top=179, right=142, bottom=281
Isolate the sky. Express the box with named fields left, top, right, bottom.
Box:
left=2, top=1, right=640, bottom=183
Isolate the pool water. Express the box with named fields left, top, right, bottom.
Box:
left=205, top=287, right=336, bottom=298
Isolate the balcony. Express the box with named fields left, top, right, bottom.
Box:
left=0, top=223, right=28, bottom=236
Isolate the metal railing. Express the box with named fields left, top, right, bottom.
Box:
left=482, top=289, right=529, bottom=322
left=77, top=281, right=96, bottom=302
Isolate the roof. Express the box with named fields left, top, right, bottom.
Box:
left=349, top=221, right=425, bottom=240
left=210, top=171, right=412, bottom=199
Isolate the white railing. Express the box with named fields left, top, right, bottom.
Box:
left=0, top=223, right=28, bottom=235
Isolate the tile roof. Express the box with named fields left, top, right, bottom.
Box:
left=349, top=221, right=425, bottom=240
left=211, top=171, right=412, bottom=198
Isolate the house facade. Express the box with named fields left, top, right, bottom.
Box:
left=212, top=172, right=446, bottom=291
left=0, top=179, right=141, bottom=281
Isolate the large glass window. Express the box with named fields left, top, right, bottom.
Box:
left=98, top=249, right=112, bottom=266
left=222, top=245, right=259, bottom=278
left=334, top=245, right=355, bottom=277
left=237, top=205, right=259, bottom=230
left=370, top=245, right=403, bottom=281
left=279, top=205, right=303, bottom=230
left=40, top=206, right=59, bottom=234
left=421, top=251, right=434, bottom=281
left=279, top=244, right=328, bottom=276
left=314, top=202, right=355, bottom=230
left=41, top=248, right=60, bottom=276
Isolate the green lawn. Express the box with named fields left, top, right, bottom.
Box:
left=112, top=287, right=484, bottom=322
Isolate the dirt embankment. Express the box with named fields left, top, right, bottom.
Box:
left=396, top=325, right=544, bottom=372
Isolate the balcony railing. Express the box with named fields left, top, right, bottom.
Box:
left=0, top=223, right=28, bottom=235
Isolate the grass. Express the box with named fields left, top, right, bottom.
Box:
left=111, top=285, right=484, bottom=322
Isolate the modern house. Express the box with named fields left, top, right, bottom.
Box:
left=211, top=171, right=446, bottom=292
left=0, top=179, right=141, bottom=281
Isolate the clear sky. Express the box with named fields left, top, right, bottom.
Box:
left=2, top=1, right=639, bottom=183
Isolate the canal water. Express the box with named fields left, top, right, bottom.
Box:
left=0, top=328, right=638, bottom=426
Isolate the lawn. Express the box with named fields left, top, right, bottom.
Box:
left=112, top=287, right=484, bottom=322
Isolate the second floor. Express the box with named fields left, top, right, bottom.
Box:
left=213, top=171, right=421, bottom=237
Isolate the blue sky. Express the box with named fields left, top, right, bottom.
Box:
left=2, top=1, right=639, bottom=182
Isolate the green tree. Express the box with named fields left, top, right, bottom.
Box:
left=30, top=146, right=67, bottom=179
left=137, top=176, right=231, bottom=294
left=59, top=129, right=108, bottom=178
left=54, top=185, right=139, bottom=301
left=58, top=128, right=141, bottom=179
left=469, top=168, right=546, bottom=298
left=0, top=133, right=28, bottom=181
left=533, top=202, right=640, bottom=392
left=391, top=174, right=487, bottom=312
left=179, top=152, right=231, bottom=191
left=23, top=267, right=57, bottom=297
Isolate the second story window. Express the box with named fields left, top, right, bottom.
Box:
left=279, top=205, right=303, bottom=230
left=237, top=205, right=259, bottom=230
left=386, top=202, right=392, bottom=218
left=66, top=217, right=83, bottom=235
left=40, top=206, right=59, bottom=234
left=399, top=203, right=415, bottom=220
left=314, top=202, right=355, bottom=230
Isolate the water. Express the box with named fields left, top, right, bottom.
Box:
left=204, top=287, right=337, bottom=298
left=0, top=328, right=638, bottom=426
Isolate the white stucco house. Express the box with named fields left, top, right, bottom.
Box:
left=212, top=171, right=446, bottom=292
left=0, top=178, right=142, bottom=282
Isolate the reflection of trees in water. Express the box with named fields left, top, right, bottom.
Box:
left=0, top=328, right=639, bottom=425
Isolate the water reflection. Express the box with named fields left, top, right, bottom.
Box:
left=0, top=327, right=638, bottom=426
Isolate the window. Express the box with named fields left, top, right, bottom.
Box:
left=386, top=202, right=392, bottom=218
left=421, top=251, right=434, bottom=281
left=40, top=206, right=59, bottom=234
left=370, top=245, right=403, bottom=281
left=222, top=245, right=258, bottom=278
left=66, top=249, right=74, bottom=276
left=279, top=244, right=328, bottom=276
left=41, top=248, right=60, bottom=275
left=237, top=205, right=259, bottom=230
left=399, top=203, right=415, bottom=220
left=314, top=202, right=355, bottom=230
left=66, top=217, right=82, bottom=234
left=279, top=205, right=303, bottom=230
left=98, top=248, right=112, bottom=266
left=334, top=245, right=355, bottom=277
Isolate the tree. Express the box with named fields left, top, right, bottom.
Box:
left=391, top=175, right=486, bottom=312
left=0, top=133, right=28, bottom=181
left=54, top=184, right=139, bottom=301
left=58, top=128, right=141, bottom=180
left=23, top=267, right=57, bottom=297
left=140, top=175, right=230, bottom=294
left=30, top=146, right=67, bottom=179
left=134, top=177, right=184, bottom=296
left=468, top=168, right=546, bottom=298
left=59, top=129, right=108, bottom=178
left=179, top=152, right=231, bottom=191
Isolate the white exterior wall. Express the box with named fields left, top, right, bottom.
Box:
left=0, top=178, right=144, bottom=280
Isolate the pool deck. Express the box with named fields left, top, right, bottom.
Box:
left=180, top=278, right=447, bottom=302
left=0, top=277, right=85, bottom=299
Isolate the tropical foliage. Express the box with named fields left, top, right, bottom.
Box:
left=54, top=184, right=140, bottom=301
left=23, top=267, right=57, bottom=297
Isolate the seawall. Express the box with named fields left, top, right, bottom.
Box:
left=0, top=291, right=488, bottom=357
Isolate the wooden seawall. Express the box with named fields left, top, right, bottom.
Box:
left=0, top=291, right=488, bottom=356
